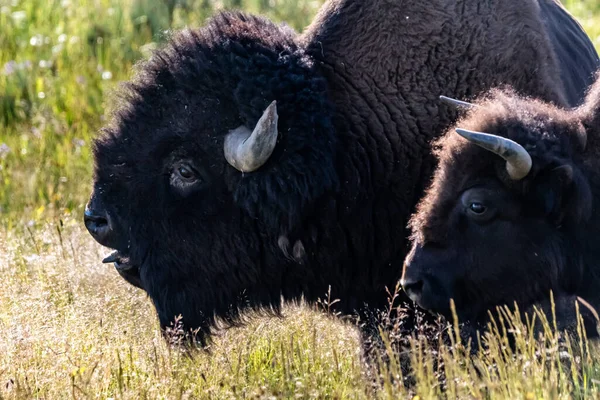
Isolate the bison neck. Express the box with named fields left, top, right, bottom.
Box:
left=282, top=0, right=580, bottom=312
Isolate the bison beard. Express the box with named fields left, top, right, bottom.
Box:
left=85, top=0, right=598, bottom=353
left=403, top=78, right=600, bottom=342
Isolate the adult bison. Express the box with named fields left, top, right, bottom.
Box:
left=402, top=77, right=600, bottom=338
left=84, top=0, right=598, bottom=346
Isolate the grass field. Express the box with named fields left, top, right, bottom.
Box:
left=2, top=0, right=600, bottom=398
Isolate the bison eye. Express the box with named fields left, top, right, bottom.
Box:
left=469, top=202, right=487, bottom=214
left=177, top=165, right=195, bottom=180
left=170, top=161, right=206, bottom=194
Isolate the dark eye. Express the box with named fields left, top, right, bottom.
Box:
left=469, top=202, right=487, bottom=214
left=177, top=165, right=195, bottom=180
left=170, top=161, right=209, bottom=194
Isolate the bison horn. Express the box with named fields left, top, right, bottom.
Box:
left=224, top=101, right=279, bottom=172
left=455, top=128, right=532, bottom=180
left=440, top=95, right=476, bottom=110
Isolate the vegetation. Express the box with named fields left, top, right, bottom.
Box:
left=1, top=0, right=600, bottom=398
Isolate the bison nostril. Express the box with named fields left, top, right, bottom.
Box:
left=86, top=215, right=108, bottom=231
left=84, top=210, right=108, bottom=230
left=84, top=208, right=113, bottom=245
left=401, top=279, right=424, bottom=301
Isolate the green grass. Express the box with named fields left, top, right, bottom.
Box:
left=2, top=0, right=600, bottom=398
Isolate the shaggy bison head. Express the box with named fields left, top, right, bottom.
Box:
left=84, top=12, right=337, bottom=344
left=402, top=82, right=600, bottom=329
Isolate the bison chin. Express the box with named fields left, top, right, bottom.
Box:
left=102, top=251, right=144, bottom=289
left=114, top=265, right=143, bottom=290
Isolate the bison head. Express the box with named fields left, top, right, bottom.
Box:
left=84, top=12, right=337, bottom=345
left=402, top=82, right=600, bottom=328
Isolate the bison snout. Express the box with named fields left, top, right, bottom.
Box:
left=84, top=204, right=116, bottom=248
left=402, top=244, right=457, bottom=316
left=402, top=274, right=453, bottom=316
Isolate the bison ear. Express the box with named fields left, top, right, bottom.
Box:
left=531, top=164, right=592, bottom=227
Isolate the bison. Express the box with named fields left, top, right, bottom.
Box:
left=402, top=76, right=600, bottom=339
left=84, top=0, right=599, bottom=347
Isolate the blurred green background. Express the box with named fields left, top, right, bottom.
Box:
left=0, top=0, right=598, bottom=226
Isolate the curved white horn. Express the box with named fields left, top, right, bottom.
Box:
left=455, top=128, right=532, bottom=180
left=224, top=101, right=278, bottom=172
left=440, top=95, right=476, bottom=110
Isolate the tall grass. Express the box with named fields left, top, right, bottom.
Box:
left=2, top=220, right=600, bottom=398
left=2, top=0, right=600, bottom=398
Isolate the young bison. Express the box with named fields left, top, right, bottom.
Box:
left=403, top=76, right=600, bottom=338
left=85, top=0, right=599, bottom=348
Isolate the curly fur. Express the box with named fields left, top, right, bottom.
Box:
left=405, top=74, right=600, bottom=337
left=88, top=1, right=598, bottom=347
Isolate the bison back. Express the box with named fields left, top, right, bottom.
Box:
left=540, top=0, right=600, bottom=106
